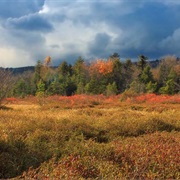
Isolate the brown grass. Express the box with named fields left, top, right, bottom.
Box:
left=0, top=94, right=180, bottom=179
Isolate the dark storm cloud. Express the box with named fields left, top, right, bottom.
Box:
left=104, top=1, right=180, bottom=60
left=0, top=0, right=45, bottom=18
left=88, top=33, right=112, bottom=57
left=6, top=14, right=54, bottom=32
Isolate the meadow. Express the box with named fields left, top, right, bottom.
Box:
left=0, top=94, right=180, bottom=179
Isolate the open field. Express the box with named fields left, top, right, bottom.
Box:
left=0, top=94, right=180, bottom=179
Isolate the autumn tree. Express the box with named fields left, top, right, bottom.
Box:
left=41, top=56, right=54, bottom=83
left=32, top=58, right=56, bottom=96
left=35, top=56, right=52, bottom=93
left=87, top=55, right=122, bottom=94
left=173, top=63, right=180, bottom=93
left=158, top=56, right=177, bottom=86
left=89, top=59, right=113, bottom=77
left=43, top=56, right=52, bottom=67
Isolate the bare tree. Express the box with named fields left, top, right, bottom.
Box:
left=0, top=69, right=14, bottom=106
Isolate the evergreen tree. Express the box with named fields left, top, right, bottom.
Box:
left=13, top=78, right=31, bottom=97
left=33, top=60, right=42, bottom=85
left=130, top=80, right=146, bottom=93
left=109, top=52, right=120, bottom=61
left=122, top=59, right=134, bottom=90
left=73, top=56, right=87, bottom=93
left=85, top=77, right=98, bottom=94
left=73, top=56, right=85, bottom=81
left=139, top=66, right=154, bottom=84
left=159, top=79, right=175, bottom=94
left=146, top=81, right=157, bottom=93
left=159, top=68, right=179, bottom=94
left=138, top=55, right=148, bottom=71
left=106, top=82, right=118, bottom=96
left=158, top=62, right=170, bottom=87
left=36, top=79, right=45, bottom=97
left=58, top=61, right=71, bottom=76
left=76, top=82, right=85, bottom=94
left=47, top=78, right=61, bottom=95
left=65, top=80, right=76, bottom=96
left=110, top=57, right=122, bottom=92
left=85, top=76, right=105, bottom=94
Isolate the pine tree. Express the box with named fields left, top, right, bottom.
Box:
left=138, top=55, right=148, bottom=71
left=139, top=66, right=154, bottom=84
left=106, top=82, right=118, bottom=96
left=36, top=79, right=45, bottom=97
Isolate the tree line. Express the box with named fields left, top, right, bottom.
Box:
left=1, top=54, right=180, bottom=100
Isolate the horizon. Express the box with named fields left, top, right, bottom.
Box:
left=1, top=57, right=174, bottom=69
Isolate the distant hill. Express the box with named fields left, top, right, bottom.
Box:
left=2, top=66, right=58, bottom=75
left=148, top=60, right=161, bottom=68
left=6, top=66, right=35, bottom=74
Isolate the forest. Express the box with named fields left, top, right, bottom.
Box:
left=1, top=54, right=179, bottom=101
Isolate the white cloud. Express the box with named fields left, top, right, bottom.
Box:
left=0, top=47, right=35, bottom=68
left=45, top=18, right=120, bottom=61
left=159, top=28, right=180, bottom=55
left=0, top=25, right=48, bottom=67
left=39, top=4, right=50, bottom=14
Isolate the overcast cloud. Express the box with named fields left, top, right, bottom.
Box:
left=0, top=0, right=180, bottom=67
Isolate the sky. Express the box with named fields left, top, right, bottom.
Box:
left=0, top=0, right=180, bottom=67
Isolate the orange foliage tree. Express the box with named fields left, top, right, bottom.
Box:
left=89, top=59, right=113, bottom=76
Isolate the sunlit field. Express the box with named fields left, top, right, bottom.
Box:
left=0, top=94, right=180, bottom=179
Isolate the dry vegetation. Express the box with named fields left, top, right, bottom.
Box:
left=0, top=94, right=180, bottom=179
